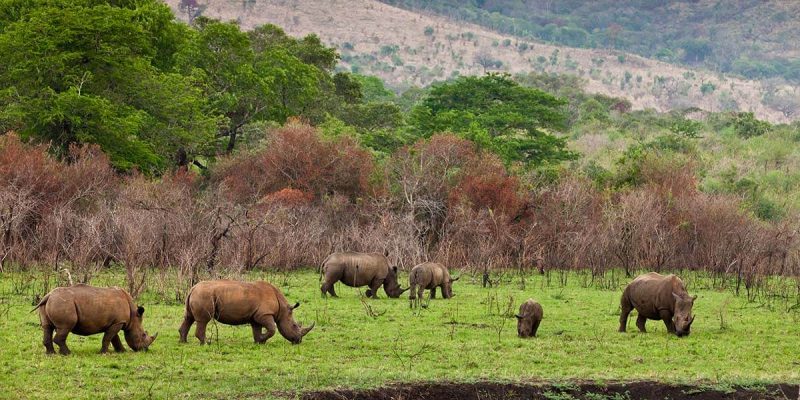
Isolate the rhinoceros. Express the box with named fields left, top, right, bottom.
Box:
left=408, top=262, right=459, bottom=307
left=34, top=284, right=157, bottom=355
left=320, top=252, right=407, bottom=298
left=178, top=280, right=314, bottom=345
left=516, top=299, right=543, bottom=338
left=619, top=272, right=696, bottom=337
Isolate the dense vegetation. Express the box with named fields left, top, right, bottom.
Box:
left=1, top=0, right=799, bottom=299
left=379, top=0, right=800, bottom=83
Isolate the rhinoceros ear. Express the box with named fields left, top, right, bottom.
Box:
left=392, top=266, right=398, bottom=273
left=137, top=306, right=145, bottom=317
left=291, top=302, right=300, bottom=310
left=672, top=293, right=681, bottom=302
left=691, top=295, right=698, bottom=302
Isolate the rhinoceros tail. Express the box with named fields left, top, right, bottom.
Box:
left=183, top=285, right=196, bottom=315
left=408, top=267, right=419, bottom=284
left=319, top=254, right=333, bottom=280
left=30, top=293, right=51, bottom=313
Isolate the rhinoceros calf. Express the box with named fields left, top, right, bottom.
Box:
left=619, top=272, right=697, bottom=337
left=516, top=299, right=543, bottom=338
left=320, top=252, right=407, bottom=298
left=408, top=262, right=459, bottom=307
left=34, top=284, right=157, bottom=355
left=179, top=280, right=314, bottom=345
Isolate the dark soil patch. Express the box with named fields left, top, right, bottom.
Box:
left=301, top=381, right=799, bottom=400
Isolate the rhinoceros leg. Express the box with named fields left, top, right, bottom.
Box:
left=660, top=310, right=676, bottom=334
left=253, top=315, right=276, bottom=343
left=430, top=287, right=436, bottom=299
left=53, top=328, right=71, bottom=355
left=178, top=314, right=195, bottom=343
left=636, top=315, right=648, bottom=333
left=321, top=280, right=338, bottom=298
left=42, top=325, right=55, bottom=354
left=531, top=319, right=541, bottom=337
left=194, top=320, right=208, bottom=344
left=367, top=279, right=383, bottom=299
left=100, top=323, right=124, bottom=353
left=111, top=335, right=125, bottom=352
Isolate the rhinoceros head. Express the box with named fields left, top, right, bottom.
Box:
left=383, top=266, right=409, bottom=298
left=124, top=306, right=158, bottom=351
left=672, top=293, right=697, bottom=337
left=515, top=313, right=533, bottom=338
left=277, top=302, right=315, bottom=345
left=442, top=275, right=460, bottom=299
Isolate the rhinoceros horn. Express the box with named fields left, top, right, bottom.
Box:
left=400, top=286, right=410, bottom=294
left=301, top=322, right=315, bottom=337
left=291, top=302, right=300, bottom=310
left=145, top=332, right=158, bottom=350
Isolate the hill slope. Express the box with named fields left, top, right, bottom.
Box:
left=165, top=0, right=798, bottom=123
left=380, top=0, right=800, bottom=83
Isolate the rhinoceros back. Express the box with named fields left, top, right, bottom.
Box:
left=410, top=262, right=446, bottom=289
left=325, top=252, right=390, bottom=287
left=187, top=280, right=279, bottom=326
left=41, top=285, right=134, bottom=336
left=625, top=272, right=681, bottom=319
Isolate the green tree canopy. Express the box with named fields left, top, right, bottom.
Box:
left=0, top=0, right=216, bottom=172
left=409, top=74, right=575, bottom=165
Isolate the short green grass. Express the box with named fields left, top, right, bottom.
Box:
left=1, top=269, right=799, bottom=399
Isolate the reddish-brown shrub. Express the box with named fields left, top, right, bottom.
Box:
left=211, top=122, right=373, bottom=204
left=261, top=122, right=373, bottom=200
left=452, top=153, right=523, bottom=217
left=260, top=188, right=314, bottom=207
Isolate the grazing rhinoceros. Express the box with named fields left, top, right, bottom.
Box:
left=320, top=252, right=407, bottom=298
left=408, top=262, right=459, bottom=307
left=619, top=272, right=697, bottom=337
left=179, top=280, right=314, bottom=345
left=516, top=299, right=543, bottom=338
left=34, top=284, right=157, bottom=355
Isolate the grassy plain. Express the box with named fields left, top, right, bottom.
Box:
left=0, top=269, right=798, bottom=399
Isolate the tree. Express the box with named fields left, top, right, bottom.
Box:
left=680, top=39, right=712, bottom=64
left=0, top=0, right=216, bottom=172
left=733, top=112, right=771, bottom=139
left=409, top=74, right=576, bottom=166
left=177, top=18, right=269, bottom=154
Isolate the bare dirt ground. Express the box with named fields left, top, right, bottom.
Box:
left=301, top=381, right=800, bottom=400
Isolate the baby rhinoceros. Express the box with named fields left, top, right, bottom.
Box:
left=516, top=299, right=543, bottom=338
left=179, top=280, right=314, bottom=345
left=320, top=252, right=408, bottom=298
left=408, top=262, right=459, bottom=308
left=34, top=284, right=158, bottom=355
left=619, top=272, right=697, bottom=337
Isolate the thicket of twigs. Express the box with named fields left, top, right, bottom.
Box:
left=1, top=123, right=798, bottom=300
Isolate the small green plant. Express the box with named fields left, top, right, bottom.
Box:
left=543, top=391, right=577, bottom=400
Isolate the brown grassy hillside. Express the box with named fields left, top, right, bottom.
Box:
left=164, top=0, right=798, bottom=123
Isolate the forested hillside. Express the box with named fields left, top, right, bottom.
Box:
left=381, top=0, right=800, bottom=83
left=164, top=0, right=799, bottom=123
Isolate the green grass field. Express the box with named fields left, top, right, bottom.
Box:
left=1, top=269, right=798, bottom=399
